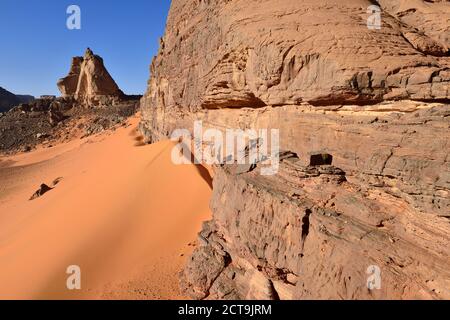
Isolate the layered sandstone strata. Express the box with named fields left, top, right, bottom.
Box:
left=378, top=0, right=450, bottom=56
left=58, top=48, right=124, bottom=106
left=141, top=0, right=450, bottom=126
left=180, top=153, right=450, bottom=299
left=140, top=0, right=450, bottom=299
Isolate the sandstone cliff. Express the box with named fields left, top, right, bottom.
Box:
left=58, top=48, right=124, bottom=106
left=140, top=0, right=450, bottom=300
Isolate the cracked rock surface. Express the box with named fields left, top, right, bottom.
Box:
left=180, top=155, right=450, bottom=299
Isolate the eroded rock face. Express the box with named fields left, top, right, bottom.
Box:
left=141, top=0, right=450, bottom=300
left=180, top=155, right=450, bottom=300
left=378, top=0, right=450, bottom=56
left=57, top=57, right=83, bottom=97
left=141, top=0, right=449, bottom=125
left=174, top=102, right=450, bottom=299
left=58, top=48, right=124, bottom=106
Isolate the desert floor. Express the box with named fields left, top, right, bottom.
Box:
left=0, top=116, right=212, bottom=299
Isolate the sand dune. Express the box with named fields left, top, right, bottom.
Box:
left=0, top=117, right=212, bottom=299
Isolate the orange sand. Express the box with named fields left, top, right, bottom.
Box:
left=0, top=117, right=212, bottom=299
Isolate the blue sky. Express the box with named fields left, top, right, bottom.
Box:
left=0, top=0, right=171, bottom=96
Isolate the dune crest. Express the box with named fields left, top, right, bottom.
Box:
left=0, top=117, right=212, bottom=299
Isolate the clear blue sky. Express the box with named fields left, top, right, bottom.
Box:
left=0, top=0, right=171, bottom=97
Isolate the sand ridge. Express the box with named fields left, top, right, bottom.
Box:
left=0, top=116, right=212, bottom=299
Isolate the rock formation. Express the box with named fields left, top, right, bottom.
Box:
left=1, top=49, right=141, bottom=154
left=378, top=0, right=450, bottom=56
left=180, top=150, right=450, bottom=299
left=58, top=48, right=124, bottom=106
left=57, top=57, right=84, bottom=97
left=140, top=0, right=450, bottom=299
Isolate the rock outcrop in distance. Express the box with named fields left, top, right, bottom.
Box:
left=1, top=48, right=141, bottom=154
left=0, top=87, right=34, bottom=113
left=58, top=48, right=126, bottom=107
left=140, top=0, right=450, bottom=299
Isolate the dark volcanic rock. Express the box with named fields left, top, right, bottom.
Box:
left=0, top=87, right=34, bottom=113
left=0, top=96, right=139, bottom=154
left=29, top=177, right=63, bottom=200
left=29, top=184, right=53, bottom=200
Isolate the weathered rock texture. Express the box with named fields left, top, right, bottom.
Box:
left=141, top=0, right=450, bottom=125
left=141, top=0, right=450, bottom=299
left=180, top=154, right=450, bottom=300
left=378, top=0, right=450, bottom=56
left=58, top=48, right=124, bottom=106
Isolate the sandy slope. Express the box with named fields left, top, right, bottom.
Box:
left=0, top=117, right=212, bottom=299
